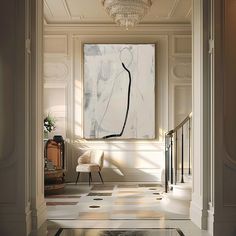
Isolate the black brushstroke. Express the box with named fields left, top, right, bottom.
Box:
left=102, top=63, right=131, bottom=139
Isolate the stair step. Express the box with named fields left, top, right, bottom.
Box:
left=161, top=192, right=190, bottom=215
left=163, top=191, right=191, bottom=201
left=169, top=183, right=192, bottom=200
left=170, top=182, right=192, bottom=190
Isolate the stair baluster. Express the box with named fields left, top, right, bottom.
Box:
left=164, top=112, right=192, bottom=192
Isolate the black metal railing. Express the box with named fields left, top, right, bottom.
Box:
left=165, top=112, right=192, bottom=192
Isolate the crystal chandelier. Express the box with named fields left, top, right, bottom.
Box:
left=101, top=0, right=152, bottom=29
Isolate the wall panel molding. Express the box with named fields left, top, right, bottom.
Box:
left=44, top=34, right=68, bottom=55
left=69, top=33, right=170, bottom=182
left=172, top=35, right=192, bottom=57
left=73, top=140, right=165, bottom=151
left=172, top=62, right=192, bottom=80
left=0, top=0, right=18, bottom=167
left=44, top=62, right=69, bottom=81
left=44, top=23, right=191, bottom=33
left=44, top=26, right=192, bottom=183
left=222, top=0, right=236, bottom=169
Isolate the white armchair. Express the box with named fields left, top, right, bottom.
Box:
left=75, top=150, right=104, bottom=185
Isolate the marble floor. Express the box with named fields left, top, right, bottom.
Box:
left=45, top=183, right=188, bottom=220
left=37, top=182, right=211, bottom=236
left=55, top=228, right=185, bottom=236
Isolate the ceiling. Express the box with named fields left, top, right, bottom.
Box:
left=44, top=0, right=192, bottom=25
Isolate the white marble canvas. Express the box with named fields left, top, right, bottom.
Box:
left=83, top=44, right=155, bottom=139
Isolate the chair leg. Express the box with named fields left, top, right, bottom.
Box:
left=75, top=172, right=80, bottom=184
left=89, top=172, right=92, bottom=185
left=98, top=171, right=104, bottom=184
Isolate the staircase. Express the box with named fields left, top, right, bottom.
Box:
left=164, top=113, right=193, bottom=216
left=161, top=182, right=192, bottom=215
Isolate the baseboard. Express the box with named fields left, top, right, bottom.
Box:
left=207, top=205, right=214, bottom=235
left=31, top=201, right=47, bottom=230
left=190, top=200, right=208, bottom=229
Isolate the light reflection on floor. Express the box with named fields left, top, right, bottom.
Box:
left=56, top=228, right=184, bottom=236
left=45, top=183, right=188, bottom=220
left=41, top=183, right=211, bottom=236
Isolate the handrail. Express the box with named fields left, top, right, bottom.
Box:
left=166, top=112, right=192, bottom=135
left=164, top=112, right=192, bottom=192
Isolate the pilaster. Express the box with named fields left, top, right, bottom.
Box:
left=190, top=0, right=209, bottom=230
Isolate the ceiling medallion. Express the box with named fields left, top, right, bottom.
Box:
left=101, top=0, right=152, bottom=29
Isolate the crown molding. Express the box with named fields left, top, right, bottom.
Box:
left=44, top=23, right=192, bottom=33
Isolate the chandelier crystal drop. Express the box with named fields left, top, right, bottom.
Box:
left=101, top=0, right=152, bottom=29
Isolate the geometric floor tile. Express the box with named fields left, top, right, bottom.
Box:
left=46, top=183, right=189, bottom=221
left=46, top=202, right=79, bottom=206
left=91, top=185, right=115, bottom=191
left=87, top=192, right=112, bottom=196
left=46, top=195, right=81, bottom=198
left=138, top=184, right=163, bottom=187
left=117, top=184, right=138, bottom=188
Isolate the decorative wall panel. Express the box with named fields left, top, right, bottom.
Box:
left=44, top=35, right=68, bottom=54
left=44, top=28, right=190, bottom=182
left=0, top=60, right=14, bottom=161
left=0, top=0, right=16, bottom=163
left=172, top=35, right=192, bottom=56
left=168, top=34, right=192, bottom=130
left=174, top=85, right=192, bottom=125
left=44, top=88, right=66, bottom=138
left=70, top=140, right=165, bottom=182
left=223, top=0, right=236, bottom=166
left=172, top=63, right=192, bottom=79
left=44, top=62, right=68, bottom=81
left=223, top=165, right=236, bottom=206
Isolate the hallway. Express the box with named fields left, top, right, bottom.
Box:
left=39, top=182, right=211, bottom=236
left=45, top=183, right=189, bottom=220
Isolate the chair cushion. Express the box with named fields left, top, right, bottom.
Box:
left=78, top=150, right=91, bottom=164
left=90, top=150, right=104, bottom=168
left=76, top=163, right=100, bottom=172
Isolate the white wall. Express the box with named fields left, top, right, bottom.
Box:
left=43, top=25, right=192, bottom=182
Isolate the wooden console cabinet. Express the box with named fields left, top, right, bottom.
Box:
left=44, top=169, right=65, bottom=195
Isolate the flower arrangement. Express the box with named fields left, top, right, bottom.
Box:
left=44, top=114, right=56, bottom=133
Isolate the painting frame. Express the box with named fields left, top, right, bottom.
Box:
left=82, top=43, right=156, bottom=140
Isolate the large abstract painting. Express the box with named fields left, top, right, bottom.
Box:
left=83, top=44, right=155, bottom=139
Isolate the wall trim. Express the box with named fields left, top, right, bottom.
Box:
left=172, top=34, right=192, bottom=57
left=207, top=204, right=214, bottom=235
left=43, top=25, right=192, bottom=183
left=30, top=0, right=47, bottom=232
left=31, top=202, right=47, bottom=230
left=190, top=200, right=208, bottom=229
left=44, top=23, right=191, bottom=33
left=190, top=0, right=210, bottom=230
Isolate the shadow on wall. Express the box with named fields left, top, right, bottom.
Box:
left=65, top=140, right=164, bottom=183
